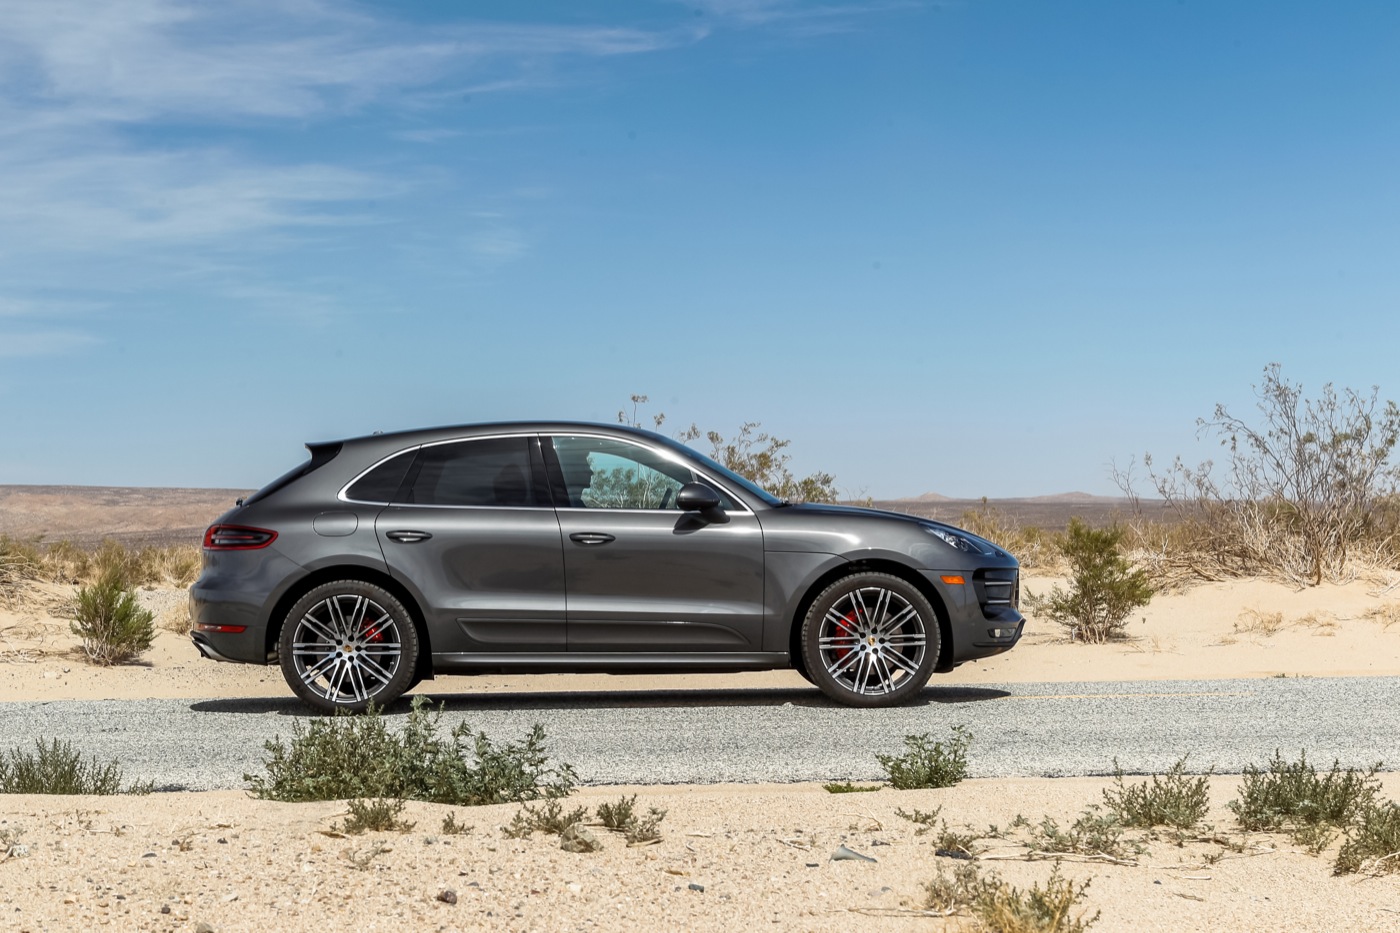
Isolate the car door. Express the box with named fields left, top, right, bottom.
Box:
left=372, top=434, right=567, bottom=654
left=543, top=433, right=765, bottom=652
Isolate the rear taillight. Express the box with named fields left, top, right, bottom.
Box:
left=204, top=524, right=278, bottom=550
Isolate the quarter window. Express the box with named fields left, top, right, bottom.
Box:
left=343, top=450, right=416, bottom=503
left=403, top=437, right=540, bottom=507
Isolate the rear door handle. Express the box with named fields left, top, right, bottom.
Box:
left=568, top=532, right=615, bottom=546
left=385, top=530, right=433, bottom=544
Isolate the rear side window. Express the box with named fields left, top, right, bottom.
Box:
left=344, top=450, right=417, bottom=503
left=403, top=437, right=541, bottom=507
left=243, top=443, right=342, bottom=506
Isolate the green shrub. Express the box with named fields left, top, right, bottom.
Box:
left=246, top=696, right=577, bottom=806
left=1335, top=801, right=1400, bottom=875
left=593, top=794, right=667, bottom=844
left=1101, top=757, right=1211, bottom=830
left=924, top=863, right=1099, bottom=933
left=0, top=739, right=152, bottom=795
left=877, top=726, right=971, bottom=789
left=440, top=811, right=473, bottom=835
left=336, top=797, right=415, bottom=835
left=1035, top=519, right=1152, bottom=643
left=1021, top=807, right=1142, bottom=860
left=1228, top=750, right=1380, bottom=852
left=505, top=798, right=589, bottom=839
left=70, top=568, right=155, bottom=665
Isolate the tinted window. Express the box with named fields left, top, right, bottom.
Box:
left=405, top=437, right=539, bottom=507
left=344, top=449, right=417, bottom=503
left=548, top=436, right=734, bottom=510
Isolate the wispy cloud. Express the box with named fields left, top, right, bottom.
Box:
left=0, top=329, right=99, bottom=358
left=682, top=0, right=923, bottom=34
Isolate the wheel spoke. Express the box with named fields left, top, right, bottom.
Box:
left=853, top=653, right=873, bottom=693
left=347, top=663, right=368, bottom=702
left=359, top=613, right=394, bottom=641
left=346, top=597, right=370, bottom=638
left=874, top=604, right=917, bottom=636
left=325, top=597, right=350, bottom=639
left=827, top=649, right=862, bottom=678
left=870, top=588, right=892, bottom=631
left=884, top=633, right=926, bottom=648
left=871, top=653, right=896, bottom=693
left=883, top=648, right=921, bottom=675
left=360, top=654, right=396, bottom=683
left=299, top=651, right=338, bottom=680
left=299, top=615, right=339, bottom=644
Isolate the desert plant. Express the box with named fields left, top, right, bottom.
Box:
left=1024, top=807, right=1141, bottom=861
left=336, top=797, right=415, bottom=835
left=877, top=726, right=971, bottom=789
left=619, top=395, right=839, bottom=503
left=0, top=537, right=41, bottom=605
left=1335, top=800, right=1400, bottom=875
left=593, top=794, right=666, bottom=843
left=1132, top=364, right=1400, bottom=585
left=822, top=781, right=881, bottom=794
left=895, top=805, right=944, bottom=834
left=924, top=862, right=1099, bottom=932
left=0, top=739, right=152, bottom=795
left=69, top=568, right=155, bottom=665
left=440, top=811, right=473, bottom=835
left=1101, top=757, right=1211, bottom=831
left=1035, top=519, right=1152, bottom=643
left=1228, top=750, right=1381, bottom=852
left=246, top=696, right=577, bottom=806
left=959, top=503, right=1062, bottom=572
left=505, top=798, right=590, bottom=839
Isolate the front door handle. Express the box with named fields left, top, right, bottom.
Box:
left=568, top=532, right=615, bottom=546
left=385, top=530, right=433, bottom=544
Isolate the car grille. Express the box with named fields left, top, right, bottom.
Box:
left=974, top=568, right=1019, bottom=615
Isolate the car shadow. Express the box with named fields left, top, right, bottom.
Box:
left=188, top=684, right=1011, bottom=716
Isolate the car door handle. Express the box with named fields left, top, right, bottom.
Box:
left=385, top=530, right=433, bottom=544
left=568, top=532, right=615, bottom=546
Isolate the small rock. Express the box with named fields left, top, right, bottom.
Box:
left=868, top=886, right=893, bottom=898
left=159, top=905, right=171, bottom=915
left=436, top=889, right=457, bottom=905
left=805, top=862, right=819, bottom=868
left=141, top=852, right=156, bottom=859
left=831, top=845, right=877, bottom=863
left=688, top=883, right=705, bottom=893
left=566, top=883, right=582, bottom=894
left=559, top=823, right=603, bottom=854
left=871, top=839, right=890, bottom=847
left=935, top=848, right=972, bottom=860
left=6, top=844, right=28, bottom=859
left=195, top=923, right=216, bottom=933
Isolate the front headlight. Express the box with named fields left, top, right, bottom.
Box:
left=924, top=525, right=992, bottom=555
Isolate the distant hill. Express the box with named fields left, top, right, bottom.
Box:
left=0, top=485, right=250, bottom=548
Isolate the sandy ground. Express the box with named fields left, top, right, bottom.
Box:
left=3, top=572, right=1400, bottom=930
left=3, top=778, right=1400, bottom=932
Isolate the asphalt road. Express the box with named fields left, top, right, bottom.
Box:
left=2, top=676, right=1395, bottom=791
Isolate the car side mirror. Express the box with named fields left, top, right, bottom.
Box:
left=676, top=482, right=728, bottom=522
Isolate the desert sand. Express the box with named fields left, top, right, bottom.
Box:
left=3, top=571, right=1400, bottom=931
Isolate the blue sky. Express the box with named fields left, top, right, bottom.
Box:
left=1, top=0, right=1397, bottom=498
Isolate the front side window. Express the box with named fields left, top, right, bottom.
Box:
left=403, top=436, right=540, bottom=507
left=547, top=436, right=734, bottom=510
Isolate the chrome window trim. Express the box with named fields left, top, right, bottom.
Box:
left=337, top=430, right=755, bottom=514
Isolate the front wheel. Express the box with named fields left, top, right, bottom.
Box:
left=278, top=581, right=420, bottom=713
left=799, top=573, right=940, bottom=707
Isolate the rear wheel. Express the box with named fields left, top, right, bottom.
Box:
left=800, top=572, right=939, bottom=707
left=278, top=580, right=419, bottom=713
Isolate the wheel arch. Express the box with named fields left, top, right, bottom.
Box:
left=264, top=566, right=434, bottom=683
left=786, top=559, right=953, bottom=677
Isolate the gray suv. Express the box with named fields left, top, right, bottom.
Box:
left=191, top=422, right=1023, bottom=711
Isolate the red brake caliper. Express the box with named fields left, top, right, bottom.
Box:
left=832, top=610, right=859, bottom=663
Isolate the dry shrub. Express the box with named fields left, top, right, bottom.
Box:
left=1235, top=609, right=1287, bottom=636
left=1364, top=603, right=1400, bottom=630
left=1121, top=365, right=1400, bottom=588
left=69, top=569, right=155, bottom=666
left=0, top=538, right=42, bottom=606
left=959, top=505, right=1063, bottom=572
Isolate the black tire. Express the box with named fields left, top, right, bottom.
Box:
left=278, top=580, right=420, bottom=713
left=799, top=572, right=939, bottom=707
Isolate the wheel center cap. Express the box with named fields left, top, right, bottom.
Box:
left=867, top=636, right=876, bottom=647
